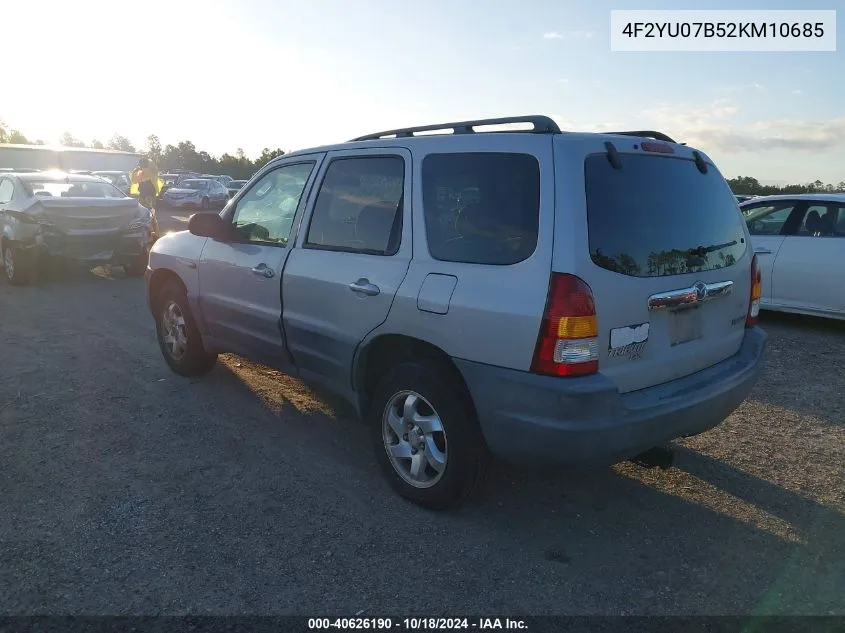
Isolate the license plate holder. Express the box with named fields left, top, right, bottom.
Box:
left=669, top=307, right=703, bottom=346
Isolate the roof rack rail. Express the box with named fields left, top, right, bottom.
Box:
left=349, top=115, right=561, bottom=142
left=607, top=130, right=678, bottom=144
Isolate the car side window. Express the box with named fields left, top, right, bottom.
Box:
left=797, top=204, right=845, bottom=237
left=305, top=156, right=404, bottom=255
left=0, top=179, right=13, bottom=204
left=422, top=152, right=540, bottom=265
left=231, top=162, right=315, bottom=245
left=744, top=204, right=794, bottom=236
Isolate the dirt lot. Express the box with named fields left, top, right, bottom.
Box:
left=1, top=211, right=843, bottom=615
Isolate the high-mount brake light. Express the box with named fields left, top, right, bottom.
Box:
left=531, top=274, right=599, bottom=377
left=746, top=254, right=762, bottom=327
left=641, top=141, right=674, bottom=154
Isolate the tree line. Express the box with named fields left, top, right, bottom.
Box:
left=3, top=118, right=843, bottom=187
left=726, top=176, right=845, bottom=195
left=0, top=120, right=284, bottom=180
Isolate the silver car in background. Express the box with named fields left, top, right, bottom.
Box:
left=161, top=178, right=230, bottom=211
left=0, top=172, right=155, bottom=284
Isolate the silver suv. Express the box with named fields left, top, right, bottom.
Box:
left=145, top=116, right=767, bottom=510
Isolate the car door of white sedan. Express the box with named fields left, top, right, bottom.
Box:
left=770, top=203, right=845, bottom=315
left=743, top=201, right=794, bottom=306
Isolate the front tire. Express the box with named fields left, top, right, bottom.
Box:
left=154, top=282, right=217, bottom=376
left=369, top=360, right=490, bottom=510
left=2, top=241, right=35, bottom=286
left=123, top=248, right=148, bottom=277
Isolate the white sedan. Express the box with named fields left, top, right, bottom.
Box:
left=740, top=193, right=845, bottom=320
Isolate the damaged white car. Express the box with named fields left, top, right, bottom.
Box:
left=0, top=171, right=158, bottom=285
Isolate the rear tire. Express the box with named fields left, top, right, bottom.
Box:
left=154, top=281, right=217, bottom=376
left=369, top=360, right=490, bottom=510
left=2, top=241, right=35, bottom=286
left=200, top=197, right=210, bottom=211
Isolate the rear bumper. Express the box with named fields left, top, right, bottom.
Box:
left=454, top=327, right=767, bottom=467
left=163, top=198, right=199, bottom=208
left=36, top=231, right=150, bottom=264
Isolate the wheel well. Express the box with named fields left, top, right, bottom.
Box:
left=356, top=335, right=472, bottom=412
left=147, top=268, right=186, bottom=315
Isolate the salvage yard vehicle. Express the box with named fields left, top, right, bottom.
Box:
left=0, top=171, right=157, bottom=284
left=741, top=193, right=845, bottom=320
left=145, top=115, right=767, bottom=510
left=161, top=178, right=229, bottom=210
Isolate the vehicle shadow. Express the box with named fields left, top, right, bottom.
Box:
left=168, top=359, right=844, bottom=615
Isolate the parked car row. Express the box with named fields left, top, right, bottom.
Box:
left=3, top=118, right=839, bottom=511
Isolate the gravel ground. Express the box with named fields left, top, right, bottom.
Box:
left=0, top=211, right=843, bottom=615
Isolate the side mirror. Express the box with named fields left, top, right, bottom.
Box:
left=188, top=212, right=230, bottom=241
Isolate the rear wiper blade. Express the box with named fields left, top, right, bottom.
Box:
left=687, top=240, right=738, bottom=257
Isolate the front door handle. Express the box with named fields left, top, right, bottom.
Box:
left=754, top=247, right=772, bottom=254
left=251, top=263, right=275, bottom=278
left=349, top=278, right=380, bottom=296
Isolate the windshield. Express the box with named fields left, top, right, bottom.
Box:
left=585, top=153, right=747, bottom=277
left=180, top=180, right=209, bottom=190
left=27, top=180, right=126, bottom=198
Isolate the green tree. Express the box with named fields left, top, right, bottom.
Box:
left=255, top=147, right=285, bottom=169
left=60, top=132, right=85, bottom=147
left=146, top=134, right=162, bottom=164
left=108, top=134, right=136, bottom=152
left=91, top=139, right=105, bottom=149
left=7, top=129, right=29, bottom=144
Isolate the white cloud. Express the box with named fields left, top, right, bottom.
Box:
left=543, top=30, right=595, bottom=40
left=640, top=100, right=845, bottom=152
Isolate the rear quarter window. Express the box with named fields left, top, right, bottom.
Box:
left=585, top=153, right=747, bottom=277
left=422, top=152, right=539, bottom=265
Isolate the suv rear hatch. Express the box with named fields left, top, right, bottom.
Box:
left=553, top=135, right=752, bottom=394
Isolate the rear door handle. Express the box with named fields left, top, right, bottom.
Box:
left=251, top=263, right=275, bottom=278
left=349, top=278, right=380, bottom=296
left=754, top=247, right=772, bottom=254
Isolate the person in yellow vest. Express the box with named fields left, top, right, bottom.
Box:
left=130, top=156, right=160, bottom=210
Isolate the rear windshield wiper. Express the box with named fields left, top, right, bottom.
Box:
left=687, top=240, right=738, bottom=258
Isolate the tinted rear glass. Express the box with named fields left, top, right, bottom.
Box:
left=585, top=153, right=747, bottom=277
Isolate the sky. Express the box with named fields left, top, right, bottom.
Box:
left=2, top=0, right=842, bottom=183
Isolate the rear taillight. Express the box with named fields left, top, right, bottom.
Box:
left=746, top=254, right=762, bottom=327
left=531, top=273, right=599, bottom=377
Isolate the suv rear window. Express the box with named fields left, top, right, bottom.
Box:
left=422, top=153, right=539, bottom=265
left=585, top=153, right=747, bottom=277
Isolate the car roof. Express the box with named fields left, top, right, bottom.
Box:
left=740, top=193, right=845, bottom=204
left=264, top=115, right=689, bottom=167
left=15, top=171, right=108, bottom=183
